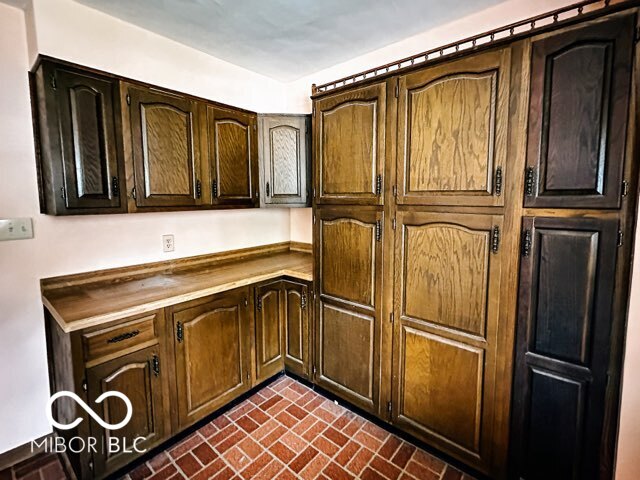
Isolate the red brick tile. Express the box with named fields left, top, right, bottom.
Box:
left=193, top=442, right=217, bottom=466
left=301, top=419, right=329, bottom=442
left=390, top=443, right=415, bottom=469
left=275, top=410, right=298, bottom=428
left=280, top=431, right=307, bottom=453
left=209, top=424, right=239, bottom=446
left=289, top=446, right=320, bottom=473
left=405, top=460, right=441, bottom=480
left=212, top=415, right=232, bottom=429
left=313, top=435, right=340, bottom=457
left=192, top=459, right=227, bottom=480
left=216, top=430, right=247, bottom=454
left=236, top=415, right=260, bottom=433
left=360, top=467, right=387, bottom=480
left=238, top=437, right=264, bottom=460
left=299, top=453, right=330, bottom=480
left=295, top=391, right=318, bottom=407
left=322, top=400, right=346, bottom=416
left=212, top=466, right=235, bottom=480
left=259, top=425, right=287, bottom=448
left=334, top=441, right=361, bottom=467
left=354, top=430, right=383, bottom=451
left=128, top=462, right=153, bottom=480
left=169, top=433, right=203, bottom=459
left=378, top=436, right=402, bottom=459
left=292, top=414, right=317, bottom=436
left=442, top=465, right=464, bottom=480
left=254, top=459, right=285, bottom=480
left=270, top=441, right=296, bottom=464
left=288, top=382, right=309, bottom=395
left=266, top=398, right=292, bottom=416
left=305, top=396, right=325, bottom=412
left=323, top=461, right=355, bottom=480
left=275, top=469, right=297, bottom=480
left=39, top=460, right=67, bottom=480
left=342, top=416, right=365, bottom=436
left=280, top=387, right=301, bottom=402
left=240, top=452, right=273, bottom=479
left=332, top=411, right=355, bottom=430
left=229, top=403, right=254, bottom=421
left=199, top=422, right=219, bottom=438
left=260, top=387, right=277, bottom=399
left=285, top=403, right=308, bottom=420
left=259, top=394, right=283, bottom=411
left=149, top=464, right=177, bottom=480
left=345, top=447, right=374, bottom=476
left=323, top=426, right=349, bottom=447
left=411, top=449, right=446, bottom=473
left=270, top=377, right=291, bottom=392
left=248, top=391, right=267, bottom=405
left=223, top=446, right=252, bottom=471
left=252, top=418, right=279, bottom=440
left=361, top=422, right=389, bottom=442
left=247, top=408, right=270, bottom=425
left=315, top=407, right=338, bottom=423
left=370, top=455, right=401, bottom=480
left=176, top=452, right=202, bottom=477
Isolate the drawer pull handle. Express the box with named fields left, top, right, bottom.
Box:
left=107, top=330, right=140, bottom=344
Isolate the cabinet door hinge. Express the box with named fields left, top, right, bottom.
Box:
left=111, top=177, right=120, bottom=197
left=392, top=185, right=397, bottom=197
left=244, top=297, right=248, bottom=307
left=617, top=230, right=624, bottom=247
left=524, top=167, right=536, bottom=197
left=390, top=312, right=394, bottom=324
left=50, top=74, right=57, bottom=90
left=301, top=291, right=307, bottom=309
left=88, top=460, right=94, bottom=472
left=491, top=226, right=500, bottom=254
left=494, top=166, right=503, bottom=196
left=312, top=105, right=316, bottom=117
left=60, top=186, right=66, bottom=201
left=376, top=174, right=383, bottom=196
left=176, top=321, right=184, bottom=343
left=394, top=79, right=399, bottom=98
left=522, top=229, right=532, bottom=257
left=313, top=187, right=316, bottom=198
left=392, top=218, right=396, bottom=230
left=195, top=179, right=202, bottom=199
left=81, top=379, right=87, bottom=392
left=387, top=401, right=392, bottom=415
left=376, top=220, right=382, bottom=242
left=126, top=94, right=131, bottom=106
left=212, top=179, right=218, bottom=198
left=313, top=214, right=316, bottom=225
left=152, top=354, right=160, bottom=376
left=312, top=365, right=317, bottom=375
left=622, top=180, right=629, bottom=198
left=130, top=186, right=137, bottom=200
left=256, top=295, right=262, bottom=311
left=265, top=181, right=270, bottom=197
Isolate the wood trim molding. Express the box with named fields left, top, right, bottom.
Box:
left=289, top=241, right=312, bottom=254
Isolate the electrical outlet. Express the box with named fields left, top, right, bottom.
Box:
left=162, top=234, right=174, bottom=252
left=0, top=218, right=34, bottom=241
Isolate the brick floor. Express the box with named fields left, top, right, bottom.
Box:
left=0, top=377, right=477, bottom=480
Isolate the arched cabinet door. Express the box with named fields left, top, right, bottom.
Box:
left=396, top=48, right=510, bottom=207
left=207, top=105, right=259, bottom=207
left=525, top=14, right=634, bottom=208
left=314, top=83, right=386, bottom=205
left=128, top=86, right=205, bottom=207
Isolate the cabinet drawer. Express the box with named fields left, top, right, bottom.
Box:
left=82, top=313, right=159, bottom=363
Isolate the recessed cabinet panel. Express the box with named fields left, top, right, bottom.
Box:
left=525, top=15, right=633, bottom=208
left=315, top=83, right=386, bottom=205
left=393, top=211, right=503, bottom=471
left=208, top=106, right=258, bottom=206
left=397, top=49, right=510, bottom=206
left=87, top=346, right=166, bottom=477
left=283, top=280, right=310, bottom=378
left=255, top=282, right=285, bottom=382
left=173, top=289, right=251, bottom=428
left=129, top=87, right=203, bottom=207
left=511, top=217, right=619, bottom=480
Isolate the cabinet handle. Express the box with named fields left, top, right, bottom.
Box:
left=256, top=295, right=262, bottom=311
left=176, top=322, right=184, bottom=343
left=266, top=182, right=270, bottom=197
left=152, top=354, right=160, bottom=376
left=107, top=330, right=139, bottom=343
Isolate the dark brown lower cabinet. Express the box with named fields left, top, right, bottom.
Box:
left=283, top=280, right=311, bottom=379
left=87, top=346, right=167, bottom=477
left=171, top=288, right=252, bottom=429
left=510, top=216, right=619, bottom=480
left=255, top=281, right=285, bottom=383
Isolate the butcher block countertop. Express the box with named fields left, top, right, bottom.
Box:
left=42, top=242, right=313, bottom=333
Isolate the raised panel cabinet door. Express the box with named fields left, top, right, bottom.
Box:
left=314, top=82, right=386, bottom=205
left=259, top=115, right=310, bottom=206
left=173, top=289, right=251, bottom=429
left=129, top=87, right=204, bottom=207
left=44, top=62, right=125, bottom=212
left=525, top=15, right=634, bottom=208
left=396, top=48, right=510, bottom=206
left=255, top=281, right=285, bottom=383
left=510, top=217, right=619, bottom=480
left=282, top=280, right=310, bottom=378
left=87, top=345, right=166, bottom=477
left=392, top=211, right=504, bottom=473
left=314, top=207, right=383, bottom=413
left=208, top=105, right=259, bottom=206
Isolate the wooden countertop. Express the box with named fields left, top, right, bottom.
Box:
left=43, top=244, right=313, bottom=333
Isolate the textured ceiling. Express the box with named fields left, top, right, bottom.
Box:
left=73, top=0, right=503, bottom=81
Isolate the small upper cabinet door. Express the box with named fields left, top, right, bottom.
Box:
left=397, top=48, right=510, bottom=206
left=129, top=86, right=205, bottom=207
left=314, top=83, right=386, bottom=205
left=255, top=281, right=285, bottom=383
left=525, top=15, right=634, bottom=208
left=208, top=105, right=258, bottom=206
left=36, top=62, right=125, bottom=214
left=259, top=114, right=310, bottom=207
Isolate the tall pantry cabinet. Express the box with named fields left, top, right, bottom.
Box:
left=311, top=8, right=638, bottom=480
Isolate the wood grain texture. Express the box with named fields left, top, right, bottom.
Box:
left=43, top=248, right=312, bottom=333
left=397, top=48, right=510, bottom=206
left=283, top=280, right=311, bottom=379
left=315, top=83, right=386, bottom=205
left=271, top=126, right=299, bottom=195
left=525, top=14, right=634, bottom=208
left=254, top=281, right=285, bottom=382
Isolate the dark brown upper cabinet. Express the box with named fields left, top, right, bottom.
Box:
left=128, top=86, right=206, bottom=208
left=207, top=105, right=259, bottom=207
left=397, top=48, right=511, bottom=207
left=258, top=114, right=311, bottom=207
left=510, top=216, right=619, bottom=480
left=525, top=14, right=634, bottom=209
left=314, top=83, right=386, bottom=205
left=32, top=60, right=126, bottom=215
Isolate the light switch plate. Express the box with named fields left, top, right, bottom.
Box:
left=162, top=234, right=174, bottom=252
left=0, top=218, right=34, bottom=241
